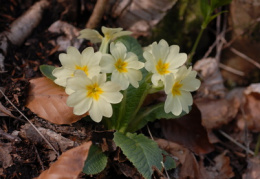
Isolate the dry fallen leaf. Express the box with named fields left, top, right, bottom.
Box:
left=0, top=143, right=13, bottom=169
left=26, top=77, right=87, bottom=124
left=19, top=123, right=75, bottom=152
left=156, top=138, right=206, bottom=179
left=243, top=157, right=260, bottom=179
left=37, top=141, right=92, bottom=179
left=205, top=151, right=235, bottom=179
left=195, top=97, right=239, bottom=130
left=237, top=83, right=260, bottom=132
left=160, top=104, right=214, bottom=154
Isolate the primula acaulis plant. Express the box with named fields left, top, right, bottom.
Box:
left=40, top=26, right=201, bottom=179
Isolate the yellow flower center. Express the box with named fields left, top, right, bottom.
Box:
left=171, top=81, right=182, bottom=96
left=156, top=59, right=170, bottom=75
left=75, top=65, right=88, bottom=76
left=86, top=83, right=103, bottom=100
left=115, top=59, right=128, bottom=73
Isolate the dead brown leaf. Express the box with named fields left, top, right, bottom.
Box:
left=19, top=123, right=76, bottom=152
left=156, top=138, right=206, bottom=179
left=243, top=157, right=260, bottom=179
left=37, top=141, right=92, bottom=179
left=204, top=151, right=235, bottom=179
left=237, top=83, right=260, bottom=132
left=26, top=77, right=87, bottom=124
left=0, top=143, right=13, bottom=169
left=160, top=104, right=214, bottom=154
left=195, top=97, right=239, bottom=130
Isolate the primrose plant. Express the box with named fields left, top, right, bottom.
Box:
left=41, top=26, right=200, bottom=179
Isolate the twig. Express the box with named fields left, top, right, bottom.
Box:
left=219, top=130, right=254, bottom=155
left=0, top=89, right=59, bottom=156
left=219, top=63, right=245, bottom=76
left=86, top=0, right=109, bottom=29
left=0, top=128, right=21, bottom=142
left=230, top=47, right=260, bottom=69
left=0, top=0, right=49, bottom=72
left=147, top=125, right=154, bottom=140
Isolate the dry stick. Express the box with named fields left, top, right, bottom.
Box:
left=219, top=130, right=254, bottom=155
left=0, top=0, right=50, bottom=71
left=230, top=47, right=260, bottom=69
left=86, top=0, right=109, bottom=29
left=0, top=89, right=59, bottom=156
left=218, top=63, right=245, bottom=76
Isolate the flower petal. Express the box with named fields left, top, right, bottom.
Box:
left=89, top=101, right=103, bottom=122
left=100, top=54, right=115, bottom=73
left=97, top=98, right=112, bottom=118
left=78, top=29, right=102, bottom=43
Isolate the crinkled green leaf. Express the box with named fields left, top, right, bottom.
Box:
left=114, top=132, right=162, bottom=179
left=83, top=145, right=108, bottom=175
left=40, top=65, right=56, bottom=81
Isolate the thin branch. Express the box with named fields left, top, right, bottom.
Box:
left=230, top=47, right=260, bottom=69
left=219, top=130, right=254, bottom=155
left=219, top=63, right=245, bottom=76
left=0, top=89, right=59, bottom=156
left=86, top=0, right=109, bottom=29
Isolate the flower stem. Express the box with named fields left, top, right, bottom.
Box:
left=187, top=25, right=205, bottom=64
left=126, top=103, right=164, bottom=132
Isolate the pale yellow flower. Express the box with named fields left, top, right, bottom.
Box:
left=66, top=72, right=123, bottom=122
left=143, top=39, right=187, bottom=86
left=164, top=66, right=200, bottom=116
left=52, top=46, right=102, bottom=94
left=78, top=26, right=132, bottom=53
left=79, top=26, right=132, bottom=43
left=100, top=42, right=144, bottom=90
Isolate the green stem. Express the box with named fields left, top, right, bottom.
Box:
left=187, top=25, right=205, bottom=64
left=254, top=133, right=260, bottom=156
left=99, top=38, right=109, bottom=53
left=127, top=103, right=164, bottom=132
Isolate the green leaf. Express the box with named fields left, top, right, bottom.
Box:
left=207, top=11, right=227, bottom=25
left=114, top=132, right=163, bottom=179
left=132, top=103, right=190, bottom=131
left=200, top=0, right=211, bottom=19
left=162, top=150, right=176, bottom=171
left=83, top=144, right=108, bottom=175
left=40, top=65, right=56, bottom=81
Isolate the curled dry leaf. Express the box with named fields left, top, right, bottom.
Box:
left=26, top=77, right=87, bottom=124
left=204, top=151, right=235, bottom=179
left=194, top=58, right=226, bottom=99
left=37, top=141, right=92, bottom=179
left=156, top=138, right=206, bottom=179
left=237, top=83, right=260, bottom=132
left=160, top=104, right=214, bottom=154
left=195, top=97, right=240, bottom=130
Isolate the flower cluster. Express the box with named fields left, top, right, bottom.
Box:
left=143, top=39, right=200, bottom=115
left=52, top=26, right=200, bottom=123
